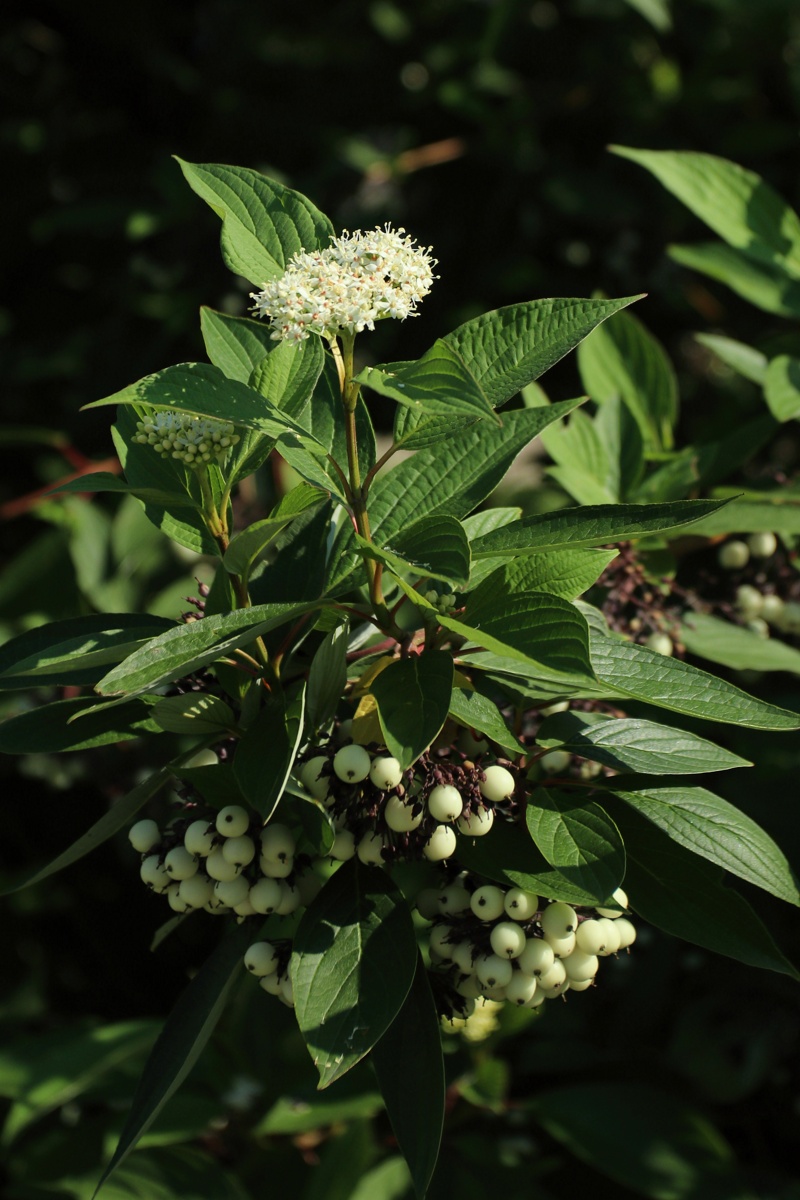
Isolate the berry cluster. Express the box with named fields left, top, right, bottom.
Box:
left=298, top=742, right=511, bottom=866
left=419, top=880, right=636, bottom=1018
left=133, top=411, right=240, bottom=467
left=718, top=534, right=800, bottom=637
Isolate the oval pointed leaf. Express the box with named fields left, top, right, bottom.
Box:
left=307, top=624, right=348, bottom=733
left=371, top=651, right=453, bottom=768
left=448, top=687, right=524, bottom=756
left=291, top=860, right=417, bottom=1088
left=356, top=339, right=499, bottom=424
left=765, top=354, right=800, bottom=422
left=680, top=611, right=800, bottom=675
left=200, top=307, right=276, bottom=383
left=525, top=788, right=626, bottom=904
left=0, top=697, right=160, bottom=754
left=445, top=593, right=594, bottom=682
left=176, top=158, right=335, bottom=285
left=152, top=694, right=236, bottom=735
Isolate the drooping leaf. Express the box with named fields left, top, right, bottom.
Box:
left=668, top=240, right=800, bottom=317
left=292, top=860, right=418, bottom=1088
left=233, top=688, right=305, bottom=819
left=0, top=696, right=161, bottom=754
left=470, top=498, right=727, bottom=558
left=306, top=623, right=348, bottom=733
left=176, top=158, right=335, bottom=285
left=0, top=614, right=175, bottom=690
left=371, top=652, right=454, bottom=768
left=537, top=710, right=749, bottom=774
left=608, top=784, right=800, bottom=905
left=448, top=687, right=525, bottom=755
left=442, top=295, right=644, bottom=409
left=46, top=472, right=199, bottom=508
left=371, top=956, right=444, bottom=1200
left=525, top=788, right=626, bottom=905
left=93, top=921, right=254, bottom=1198
left=680, top=611, right=800, bottom=676
left=603, top=799, right=800, bottom=978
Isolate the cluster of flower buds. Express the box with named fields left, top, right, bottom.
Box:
left=133, top=410, right=240, bottom=467
left=297, top=741, right=514, bottom=867
left=417, top=878, right=635, bottom=1018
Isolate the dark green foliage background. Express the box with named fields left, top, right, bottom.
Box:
left=2, top=2, right=800, bottom=1198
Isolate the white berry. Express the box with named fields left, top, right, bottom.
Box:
left=504, top=888, right=539, bottom=920
left=645, top=632, right=673, bottom=657
left=595, top=917, right=621, bottom=955
left=164, top=846, right=198, bottom=881
left=614, top=917, right=637, bottom=949
left=479, top=764, right=515, bottom=802
left=475, top=954, right=513, bottom=989
left=436, top=884, right=471, bottom=916
left=470, top=885, right=506, bottom=921
left=259, top=823, right=295, bottom=862
left=718, top=540, right=749, bottom=570
left=184, top=819, right=215, bottom=857
left=129, top=819, right=160, bottom=853
left=205, top=848, right=240, bottom=882
left=222, top=835, right=256, bottom=867
left=575, top=919, right=608, bottom=955
left=426, top=784, right=463, bottom=823
left=274, top=881, right=301, bottom=916
left=429, top=924, right=456, bottom=959
left=249, top=877, right=283, bottom=914
left=301, top=756, right=331, bottom=801
left=518, top=938, right=555, bottom=977
left=538, top=960, right=567, bottom=990
left=384, top=795, right=423, bottom=832
left=167, top=884, right=191, bottom=913
left=214, top=876, right=250, bottom=907
left=540, top=901, right=577, bottom=939
left=505, top=972, right=538, bottom=1006
left=456, top=806, right=494, bottom=837
left=216, top=805, right=250, bottom=837
left=563, top=950, right=599, bottom=981
left=597, top=887, right=628, bottom=918
left=330, top=830, right=356, bottom=861
left=369, top=756, right=404, bottom=791
left=490, top=921, right=527, bottom=959
left=333, top=744, right=371, bottom=783
left=748, top=531, right=777, bottom=558
left=357, top=832, right=386, bottom=865
left=140, top=855, right=171, bottom=893
left=422, top=825, right=457, bottom=861
left=178, top=875, right=214, bottom=908
left=244, top=941, right=279, bottom=977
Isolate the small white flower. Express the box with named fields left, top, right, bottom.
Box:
left=250, top=225, right=437, bottom=343
left=133, top=410, right=240, bottom=467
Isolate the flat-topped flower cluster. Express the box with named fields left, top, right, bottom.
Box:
left=133, top=411, right=240, bottom=467
left=250, top=225, right=437, bottom=343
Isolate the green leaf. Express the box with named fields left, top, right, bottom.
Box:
left=371, top=652, right=453, bottom=768
left=307, top=623, right=348, bottom=733
left=604, top=798, right=800, bottom=978
left=588, top=629, right=800, bottom=730
left=151, top=694, right=237, bottom=735
left=200, top=306, right=276, bottom=383
left=358, top=516, right=471, bottom=588
left=682, top=496, right=800, bottom=536
left=0, top=697, right=161, bottom=754
left=468, top=547, right=617, bottom=608
left=46, top=472, right=198, bottom=508
left=291, top=860, right=418, bottom=1088
left=0, top=614, right=174, bottom=690
left=531, top=1082, right=742, bottom=1200
left=525, top=788, right=626, bottom=904
left=326, top=400, right=586, bottom=592
left=274, top=432, right=349, bottom=502
left=543, top=410, right=617, bottom=505
left=448, top=686, right=525, bottom=756
left=176, top=158, right=335, bottom=285
left=668, top=241, right=800, bottom=317
left=446, top=593, right=594, bottom=682
left=0, top=752, right=196, bottom=896
left=94, top=921, right=253, bottom=1198
left=96, top=600, right=320, bottom=696
left=222, top=485, right=325, bottom=580
left=577, top=305, right=678, bottom=450
left=233, top=689, right=305, bottom=819
left=442, top=295, right=644, bottom=409
left=694, top=333, right=768, bottom=385
left=764, top=354, right=800, bottom=423
left=356, top=339, right=499, bottom=424
left=609, top=784, right=800, bottom=905
left=612, top=146, right=800, bottom=278
left=371, top=956, right=444, bottom=1200
left=456, top=814, right=615, bottom=907
left=680, top=612, right=800, bottom=676
left=537, top=710, right=749, bottom=774
left=470, top=498, right=727, bottom=558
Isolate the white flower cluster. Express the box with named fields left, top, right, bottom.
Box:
left=250, top=225, right=437, bottom=343
left=133, top=410, right=240, bottom=467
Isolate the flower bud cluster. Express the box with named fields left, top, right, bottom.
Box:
left=418, top=879, right=635, bottom=1019
left=250, top=225, right=437, bottom=343
left=133, top=410, right=240, bottom=467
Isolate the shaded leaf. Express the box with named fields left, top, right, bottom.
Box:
left=525, top=788, right=626, bottom=904
left=680, top=612, right=800, bottom=676
left=356, top=339, right=499, bottom=424
left=0, top=697, right=161, bottom=754
left=448, top=687, right=525, bottom=756
left=371, top=652, right=454, bottom=769
left=764, top=354, right=800, bottom=423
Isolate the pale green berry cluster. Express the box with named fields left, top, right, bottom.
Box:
left=419, top=880, right=635, bottom=1017
left=297, top=742, right=512, bottom=867
left=133, top=410, right=240, bottom=467
left=423, top=590, right=458, bottom=615
left=243, top=940, right=295, bottom=1008
left=129, top=806, right=322, bottom=919
left=718, top=532, right=777, bottom=571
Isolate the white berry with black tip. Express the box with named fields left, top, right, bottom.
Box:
left=333, top=744, right=371, bottom=783
left=614, top=917, right=637, bottom=949
left=369, top=756, right=404, bottom=790
left=595, top=917, right=621, bottom=955
left=563, top=951, right=599, bottom=981
left=504, top=887, right=539, bottom=920
left=167, top=885, right=192, bottom=913
left=538, top=960, right=567, bottom=990
left=274, top=882, right=301, bottom=916
left=301, top=756, right=331, bottom=801
left=429, top=925, right=456, bottom=959
left=222, top=835, right=255, bottom=867
left=329, top=830, right=356, bottom=861
left=216, top=805, right=250, bottom=838
left=505, top=973, right=538, bottom=1006
left=129, top=819, right=161, bottom=853
left=259, top=854, right=294, bottom=879
left=475, top=954, right=513, bottom=989
left=259, top=823, right=295, bottom=862
left=456, top=806, right=494, bottom=836
left=422, top=825, right=457, bottom=861
left=518, top=938, right=555, bottom=977
left=178, top=875, right=214, bottom=908
left=357, top=832, right=386, bottom=865
left=244, top=941, right=279, bottom=977
left=260, top=972, right=283, bottom=995
left=384, top=795, right=423, bottom=832
left=249, top=877, right=283, bottom=914
left=427, top=785, right=463, bottom=823
left=575, top=919, right=608, bottom=955
left=470, top=885, right=506, bottom=921
left=214, top=876, right=250, bottom=907
left=184, top=820, right=215, bottom=857
left=164, top=846, right=199, bottom=881
left=545, top=933, right=576, bottom=958
left=436, top=884, right=471, bottom=915
left=140, top=855, right=171, bottom=893
left=479, top=764, right=515, bottom=802
left=490, top=921, right=527, bottom=959
left=540, top=901, right=577, bottom=939
left=205, top=848, right=240, bottom=882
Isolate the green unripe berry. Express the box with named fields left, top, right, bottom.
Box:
left=205, top=848, right=240, bottom=882
left=540, top=901, right=577, bottom=939
left=178, top=874, right=215, bottom=908
left=369, top=756, right=404, bottom=791
left=490, top=921, right=527, bottom=959
left=249, top=877, right=283, bottom=914
left=470, top=885, right=506, bottom=921
left=504, top=887, right=539, bottom=921
left=333, top=744, right=371, bottom=783
left=479, top=764, right=515, bottom=802
left=645, top=632, right=674, bottom=657
left=222, top=835, right=255, bottom=868
left=184, top=819, right=215, bottom=857
left=164, top=846, right=199, bottom=881
left=505, top=972, right=538, bottom=1006
left=214, top=876, right=250, bottom=907
left=244, top=941, right=279, bottom=977
left=748, top=531, right=777, bottom=558
left=539, top=749, right=572, bottom=774
left=129, top=819, right=160, bottom=853
left=427, top=784, right=463, bottom=823
left=456, top=806, right=494, bottom=836
left=518, top=938, right=555, bottom=977
left=597, top=886, right=628, bottom=917
left=301, top=756, right=331, bottom=801
left=718, top=540, right=749, bottom=570
left=216, top=805, right=250, bottom=838
left=475, top=953, right=513, bottom=989
left=422, top=824, right=457, bottom=861
left=384, top=795, right=423, bottom=832
left=140, top=855, right=171, bottom=893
